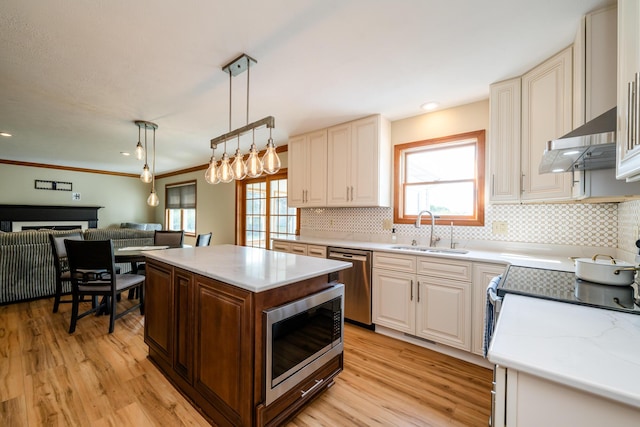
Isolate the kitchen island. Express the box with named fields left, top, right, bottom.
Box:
left=142, top=244, right=351, bottom=427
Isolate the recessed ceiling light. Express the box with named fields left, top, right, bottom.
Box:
left=420, top=102, right=439, bottom=111
left=120, top=151, right=131, bottom=156
left=0, top=132, right=12, bottom=137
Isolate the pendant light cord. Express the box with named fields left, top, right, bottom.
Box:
left=151, top=126, right=156, bottom=189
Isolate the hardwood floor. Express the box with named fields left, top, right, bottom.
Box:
left=0, top=297, right=492, bottom=426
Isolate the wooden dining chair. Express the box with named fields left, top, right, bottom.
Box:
left=65, top=239, right=145, bottom=334
left=49, top=232, right=84, bottom=313
left=196, top=232, right=212, bottom=247
left=154, top=230, right=184, bottom=248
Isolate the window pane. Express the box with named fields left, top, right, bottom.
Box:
left=405, top=182, right=475, bottom=216
left=168, top=209, right=181, bottom=231
left=406, top=144, right=475, bottom=183
left=184, top=209, right=196, bottom=233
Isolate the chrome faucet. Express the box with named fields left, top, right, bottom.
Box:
left=415, top=210, right=440, bottom=247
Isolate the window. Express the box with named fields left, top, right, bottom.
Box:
left=237, top=170, right=298, bottom=249
left=165, top=181, right=196, bottom=235
left=394, top=130, right=485, bottom=226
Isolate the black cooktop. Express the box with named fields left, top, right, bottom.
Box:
left=498, top=265, right=640, bottom=315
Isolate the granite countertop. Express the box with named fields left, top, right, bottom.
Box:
left=488, top=294, right=640, bottom=409
left=143, top=244, right=351, bottom=292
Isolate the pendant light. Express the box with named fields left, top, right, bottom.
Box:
left=137, top=121, right=153, bottom=184
left=207, top=53, right=276, bottom=183
left=134, top=124, right=144, bottom=160
left=245, top=130, right=263, bottom=178
left=205, top=144, right=220, bottom=184
left=231, top=136, right=247, bottom=180
left=262, top=127, right=281, bottom=174
left=147, top=123, right=159, bottom=206
left=217, top=142, right=234, bottom=183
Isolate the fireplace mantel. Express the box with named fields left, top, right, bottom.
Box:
left=0, top=205, right=103, bottom=232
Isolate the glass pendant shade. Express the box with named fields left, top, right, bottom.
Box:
left=205, top=156, right=220, bottom=184
left=147, top=188, right=159, bottom=207
left=217, top=152, right=234, bottom=183
left=135, top=141, right=144, bottom=160
left=231, top=148, right=247, bottom=180
left=262, top=138, right=281, bottom=174
left=245, top=143, right=263, bottom=178
left=140, top=164, right=152, bottom=183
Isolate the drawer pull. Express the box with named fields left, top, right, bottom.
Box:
left=300, top=379, right=324, bottom=398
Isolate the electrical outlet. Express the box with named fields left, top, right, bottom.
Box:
left=492, top=221, right=508, bottom=235
left=382, top=219, right=392, bottom=230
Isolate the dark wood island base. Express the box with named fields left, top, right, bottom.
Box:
left=143, top=258, right=344, bottom=426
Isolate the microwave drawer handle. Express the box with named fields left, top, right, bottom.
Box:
left=300, top=379, right=324, bottom=398
left=329, top=252, right=368, bottom=262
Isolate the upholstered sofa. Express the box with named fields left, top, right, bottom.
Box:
left=0, top=228, right=155, bottom=305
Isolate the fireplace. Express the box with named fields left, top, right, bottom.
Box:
left=0, top=205, right=102, bottom=232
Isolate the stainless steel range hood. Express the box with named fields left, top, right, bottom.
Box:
left=539, top=107, right=616, bottom=174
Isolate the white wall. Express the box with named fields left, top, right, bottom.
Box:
left=0, top=163, right=153, bottom=227
left=391, top=100, right=490, bottom=145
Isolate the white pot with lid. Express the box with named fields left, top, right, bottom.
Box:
left=572, top=254, right=638, bottom=286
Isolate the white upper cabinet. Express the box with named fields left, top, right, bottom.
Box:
left=489, top=47, right=574, bottom=203
left=327, top=115, right=391, bottom=207
left=616, top=0, right=640, bottom=180
left=489, top=78, right=521, bottom=202
left=574, top=4, right=617, bottom=126
left=288, top=129, right=327, bottom=207
left=521, top=46, right=574, bottom=201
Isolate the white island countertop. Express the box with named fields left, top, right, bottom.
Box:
left=488, top=294, right=640, bottom=409
left=142, top=244, right=352, bottom=292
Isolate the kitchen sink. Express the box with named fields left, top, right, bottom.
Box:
left=390, top=245, right=469, bottom=255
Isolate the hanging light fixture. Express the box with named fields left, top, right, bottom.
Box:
left=135, top=120, right=156, bottom=184
left=134, top=124, right=144, bottom=160
left=147, top=122, right=159, bottom=207
left=207, top=53, right=276, bottom=183
left=133, top=120, right=159, bottom=206
left=205, top=144, right=220, bottom=184
left=245, top=130, right=263, bottom=178
left=262, top=127, right=281, bottom=174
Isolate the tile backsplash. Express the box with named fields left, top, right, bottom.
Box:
left=301, top=203, right=619, bottom=248
left=618, top=199, right=640, bottom=256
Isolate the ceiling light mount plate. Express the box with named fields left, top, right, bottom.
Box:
left=134, top=120, right=158, bottom=130
left=222, top=53, right=257, bottom=77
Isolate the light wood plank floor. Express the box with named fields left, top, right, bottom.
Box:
left=0, top=297, right=492, bottom=426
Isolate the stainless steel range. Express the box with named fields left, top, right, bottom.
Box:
left=497, top=265, right=640, bottom=314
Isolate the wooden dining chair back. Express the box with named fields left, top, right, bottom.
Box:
left=195, top=232, right=212, bottom=247
left=64, top=239, right=145, bottom=334
left=49, top=232, right=84, bottom=313
left=154, top=230, right=184, bottom=248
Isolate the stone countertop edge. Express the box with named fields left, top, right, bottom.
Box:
left=142, top=244, right=352, bottom=293
left=488, top=294, right=640, bottom=409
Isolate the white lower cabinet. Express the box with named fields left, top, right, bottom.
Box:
left=271, top=241, right=326, bottom=258
left=495, top=369, right=640, bottom=427
left=373, top=252, right=473, bottom=351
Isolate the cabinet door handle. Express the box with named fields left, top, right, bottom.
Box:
left=625, top=82, right=633, bottom=151
left=410, top=280, right=413, bottom=301
left=300, top=379, right=324, bottom=398
left=520, top=174, right=525, bottom=194
left=633, top=72, right=640, bottom=146
left=417, top=281, right=420, bottom=303
left=350, top=186, right=354, bottom=201
left=491, top=174, right=495, bottom=197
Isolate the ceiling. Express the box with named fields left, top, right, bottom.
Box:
left=0, top=0, right=612, bottom=175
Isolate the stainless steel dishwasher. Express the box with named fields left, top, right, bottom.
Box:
left=327, top=247, right=372, bottom=327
